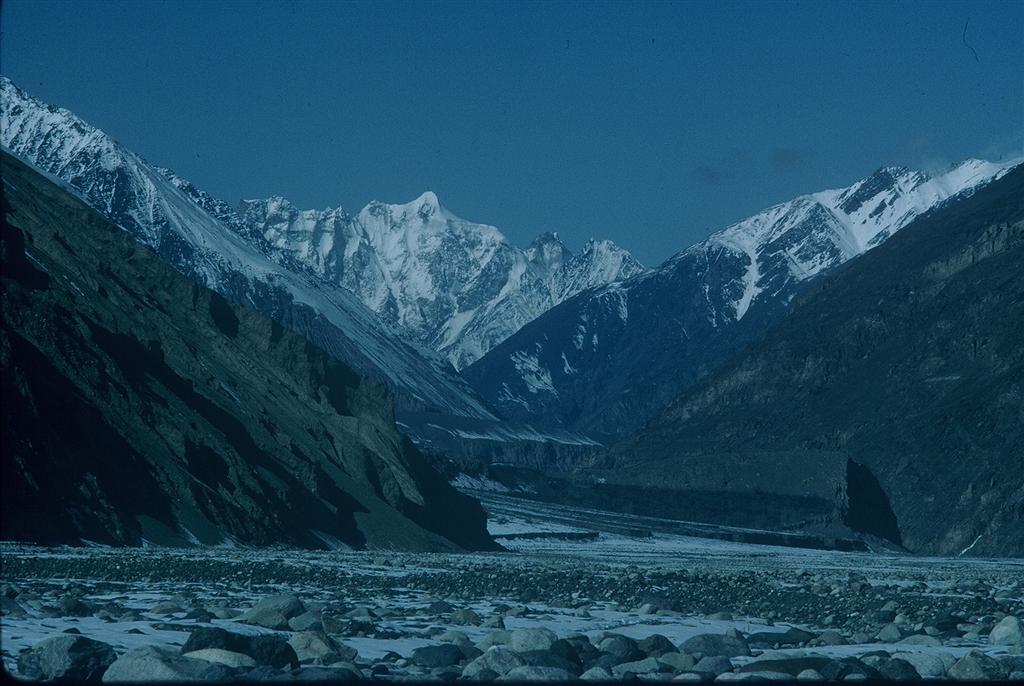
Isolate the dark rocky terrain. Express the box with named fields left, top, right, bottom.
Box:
left=1, top=150, right=494, bottom=552
left=2, top=541, right=1022, bottom=682
left=602, top=165, right=1024, bottom=557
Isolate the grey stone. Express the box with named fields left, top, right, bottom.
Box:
left=947, top=651, right=1009, bottom=681
left=288, top=630, right=356, bottom=664
left=659, top=653, right=697, bottom=672
left=411, top=644, right=465, bottom=668
left=581, top=666, right=616, bottom=680
left=288, top=610, right=323, bottom=632
left=509, top=628, right=559, bottom=653
left=102, top=646, right=231, bottom=682
left=240, top=594, right=305, bottom=628
left=694, top=656, right=734, bottom=676
left=17, top=635, right=117, bottom=682
left=891, top=652, right=946, bottom=678
left=680, top=634, right=751, bottom=658
left=639, top=634, right=678, bottom=657
left=990, top=616, right=1024, bottom=645
left=876, top=658, right=921, bottom=681
left=598, top=634, right=644, bottom=662
left=463, top=646, right=526, bottom=679
left=876, top=623, right=903, bottom=642
left=739, top=657, right=832, bottom=677
left=796, top=669, right=824, bottom=681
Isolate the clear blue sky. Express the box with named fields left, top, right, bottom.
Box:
left=2, top=0, right=1021, bottom=265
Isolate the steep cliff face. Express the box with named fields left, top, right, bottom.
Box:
left=1, top=151, right=496, bottom=552
left=603, top=167, right=1024, bottom=557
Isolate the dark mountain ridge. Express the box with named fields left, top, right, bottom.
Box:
left=599, top=166, right=1024, bottom=557
left=1, top=150, right=496, bottom=551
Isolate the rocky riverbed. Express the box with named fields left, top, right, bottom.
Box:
left=2, top=533, right=1023, bottom=682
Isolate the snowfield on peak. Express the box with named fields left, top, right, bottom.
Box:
left=240, top=193, right=645, bottom=369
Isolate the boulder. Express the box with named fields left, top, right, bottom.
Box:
left=247, top=635, right=300, bottom=670
left=598, top=634, right=644, bottom=662
left=101, top=646, right=232, bottom=682
left=796, top=669, right=824, bottom=681
left=990, top=616, right=1024, bottom=645
left=288, top=630, right=356, bottom=664
left=639, top=634, right=678, bottom=657
left=181, top=627, right=250, bottom=654
left=612, top=656, right=667, bottom=676
left=876, top=623, right=903, bottom=642
left=947, top=651, right=1009, bottom=681
left=876, top=657, right=921, bottom=681
left=680, top=633, right=751, bottom=657
left=581, top=666, right=615, bottom=680
left=509, top=628, right=559, bottom=653
left=239, top=594, right=305, bottom=628
left=891, top=652, right=946, bottom=678
left=410, top=644, right=465, bottom=668
left=659, top=652, right=696, bottom=672
left=17, top=635, right=117, bottom=681
left=739, top=657, right=832, bottom=677
left=288, top=610, right=324, bottom=632
left=463, top=646, right=526, bottom=679
left=518, top=650, right=580, bottom=675
left=694, top=655, right=734, bottom=676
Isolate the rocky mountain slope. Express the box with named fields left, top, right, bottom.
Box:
left=1, top=150, right=496, bottom=551
left=600, top=166, right=1024, bottom=557
left=238, top=196, right=643, bottom=370
left=465, top=159, right=1019, bottom=441
left=0, top=76, right=492, bottom=422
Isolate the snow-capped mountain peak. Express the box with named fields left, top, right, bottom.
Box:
left=240, top=191, right=644, bottom=369
left=1, top=76, right=495, bottom=420
left=464, top=155, right=1020, bottom=440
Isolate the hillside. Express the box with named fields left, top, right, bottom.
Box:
left=1, top=150, right=496, bottom=551
left=602, top=166, right=1024, bottom=556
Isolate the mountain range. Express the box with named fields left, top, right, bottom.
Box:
left=1, top=149, right=495, bottom=551
left=464, top=158, right=1020, bottom=441
left=597, top=165, right=1024, bottom=557
left=239, top=195, right=643, bottom=370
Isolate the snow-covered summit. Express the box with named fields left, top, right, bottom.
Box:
left=240, top=191, right=645, bottom=369
left=0, top=76, right=495, bottom=419
left=465, top=154, right=1020, bottom=440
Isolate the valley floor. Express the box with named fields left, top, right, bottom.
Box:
left=2, top=499, right=1023, bottom=681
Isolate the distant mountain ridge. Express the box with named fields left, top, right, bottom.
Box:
left=600, top=165, right=1024, bottom=556
left=238, top=194, right=644, bottom=369
left=0, top=76, right=493, bottom=422
left=465, top=156, right=1020, bottom=440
